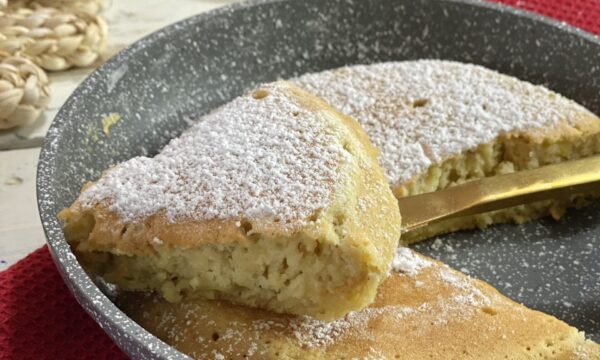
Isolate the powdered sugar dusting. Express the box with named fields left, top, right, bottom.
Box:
left=211, top=350, right=224, bottom=360
left=296, top=60, right=593, bottom=184
left=79, top=82, right=345, bottom=223
left=391, top=246, right=433, bottom=275
left=290, top=314, right=354, bottom=347
left=132, top=249, right=508, bottom=359
left=439, top=267, right=491, bottom=307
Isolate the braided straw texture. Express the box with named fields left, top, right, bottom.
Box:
left=0, top=6, right=107, bottom=71
left=0, top=52, right=49, bottom=129
left=7, top=0, right=104, bottom=14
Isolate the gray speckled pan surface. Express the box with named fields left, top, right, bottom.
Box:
left=37, top=0, right=600, bottom=358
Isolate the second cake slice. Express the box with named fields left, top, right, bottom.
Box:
left=59, top=81, right=402, bottom=321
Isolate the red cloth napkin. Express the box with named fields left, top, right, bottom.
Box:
left=490, top=0, right=600, bottom=35
left=1, top=1, right=598, bottom=359
left=0, top=246, right=128, bottom=360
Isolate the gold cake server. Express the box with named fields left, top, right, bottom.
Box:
left=398, top=155, right=600, bottom=233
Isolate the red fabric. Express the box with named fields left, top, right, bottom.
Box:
left=489, top=0, right=600, bottom=35
left=0, top=1, right=598, bottom=359
left=0, top=246, right=128, bottom=360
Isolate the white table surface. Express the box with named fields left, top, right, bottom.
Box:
left=0, top=0, right=237, bottom=271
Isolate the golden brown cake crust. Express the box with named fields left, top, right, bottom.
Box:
left=119, top=250, right=598, bottom=360
left=298, top=60, right=600, bottom=243
left=59, top=81, right=402, bottom=320
left=59, top=82, right=399, bottom=258
left=296, top=60, right=600, bottom=189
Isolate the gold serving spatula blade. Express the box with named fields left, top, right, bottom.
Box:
left=398, top=155, right=600, bottom=234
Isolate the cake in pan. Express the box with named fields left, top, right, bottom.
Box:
left=59, top=81, right=402, bottom=321
left=59, top=60, right=600, bottom=359
left=297, top=60, right=600, bottom=243
left=120, top=248, right=600, bottom=360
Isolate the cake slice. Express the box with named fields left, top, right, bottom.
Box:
left=297, top=60, right=600, bottom=243
left=119, top=247, right=599, bottom=359
left=58, top=81, right=402, bottom=321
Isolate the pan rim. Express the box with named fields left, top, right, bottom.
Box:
left=36, top=0, right=600, bottom=358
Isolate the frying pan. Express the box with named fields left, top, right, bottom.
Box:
left=37, top=0, right=600, bottom=358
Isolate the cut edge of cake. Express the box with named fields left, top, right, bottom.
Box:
left=59, top=81, right=402, bottom=321
left=296, top=60, right=600, bottom=244
left=118, top=247, right=600, bottom=360
left=395, top=114, right=600, bottom=243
